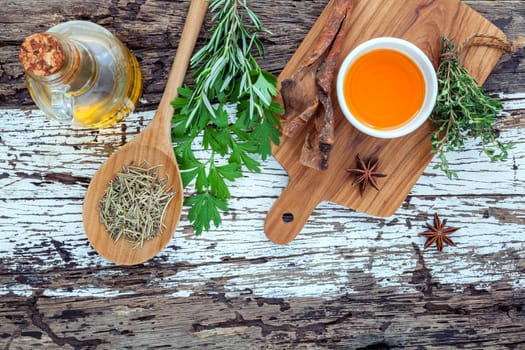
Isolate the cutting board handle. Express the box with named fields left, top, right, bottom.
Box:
left=264, top=178, right=321, bottom=244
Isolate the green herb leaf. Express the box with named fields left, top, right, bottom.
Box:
left=430, top=37, right=514, bottom=178
left=216, top=163, right=243, bottom=181
left=251, top=70, right=277, bottom=106
left=185, top=192, right=229, bottom=235
left=172, top=0, right=282, bottom=234
left=253, top=113, right=281, bottom=160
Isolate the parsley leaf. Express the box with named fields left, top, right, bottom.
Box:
left=185, top=192, right=229, bottom=235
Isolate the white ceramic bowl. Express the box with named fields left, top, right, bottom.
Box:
left=336, top=37, right=438, bottom=139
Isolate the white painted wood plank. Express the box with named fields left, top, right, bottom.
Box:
left=1, top=106, right=524, bottom=200
left=1, top=104, right=524, bottom=298
left=1, top=194, right=524, bottom=297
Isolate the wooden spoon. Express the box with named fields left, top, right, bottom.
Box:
left=83, top=0, right=208, bottom=265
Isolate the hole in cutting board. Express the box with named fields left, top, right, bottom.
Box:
left=282, top=212, right=294, bottom=223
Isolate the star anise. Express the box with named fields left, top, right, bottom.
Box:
left=346, top=154, right=387, bottom=195
left=419, top=213, right=459, bottom=253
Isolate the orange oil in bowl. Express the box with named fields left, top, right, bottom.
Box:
left=343, top=49, right=426, bottom=130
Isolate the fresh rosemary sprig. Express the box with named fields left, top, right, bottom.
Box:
left=171, top=0, right=282, bottom=235
left=430, top=37, right=514, bottom=179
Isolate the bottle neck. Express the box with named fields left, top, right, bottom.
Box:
left=20, top=32, right=98, bottom=121
left=21, top=32, right=96, bottom=95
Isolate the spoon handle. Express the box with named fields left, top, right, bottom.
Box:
left=155, top=0, right=209, bottom=123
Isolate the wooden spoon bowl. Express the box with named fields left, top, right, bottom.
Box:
left=83, top=0, right=208, bottom=265
left=83, top=144, right=181, bottom=265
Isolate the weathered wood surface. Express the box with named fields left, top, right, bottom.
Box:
left=0, top=0, right=524, bottom=349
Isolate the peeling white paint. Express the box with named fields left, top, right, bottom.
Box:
left=500, top=92, right=525, bottom=110
left=171, top=290, right=193, bottom=298
left=511, top=278, right=525, bottom=290
left=0, top=284, right=34, bottom=297
left=43, top=287, right=135, bottom=298
left=1, top=108, right=525, bottom=298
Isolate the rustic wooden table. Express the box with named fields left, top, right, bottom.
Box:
left=1, top=1, right=524, bottom=349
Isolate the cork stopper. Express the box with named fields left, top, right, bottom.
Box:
left=19, top=33, right=66, bottom=76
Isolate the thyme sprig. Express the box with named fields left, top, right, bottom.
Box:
left=430, top=37, right=514, bottom=179
left=171, top=0, right=282, bottom=235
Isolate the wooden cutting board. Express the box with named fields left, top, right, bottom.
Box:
left=265, top=0, right=507, bottom=244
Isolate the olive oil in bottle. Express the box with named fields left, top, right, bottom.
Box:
left=19, top=21, right=142, bottom=128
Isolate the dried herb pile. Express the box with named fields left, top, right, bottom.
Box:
left=99, top=163, right=176, bottom=248
left=171, top=0, right=282, bottom=234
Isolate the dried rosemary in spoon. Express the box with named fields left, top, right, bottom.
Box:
left=99, top=162, right=176, bottom=249
left=430, top=35, right=516, bottom=178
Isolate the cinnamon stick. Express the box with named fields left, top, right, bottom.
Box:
left=299, top=0, right=355, bottom=170
left=281, top=0, right=353, bottom=138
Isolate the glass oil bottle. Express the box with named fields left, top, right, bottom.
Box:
left=19, top=21, right=142, bottom=128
